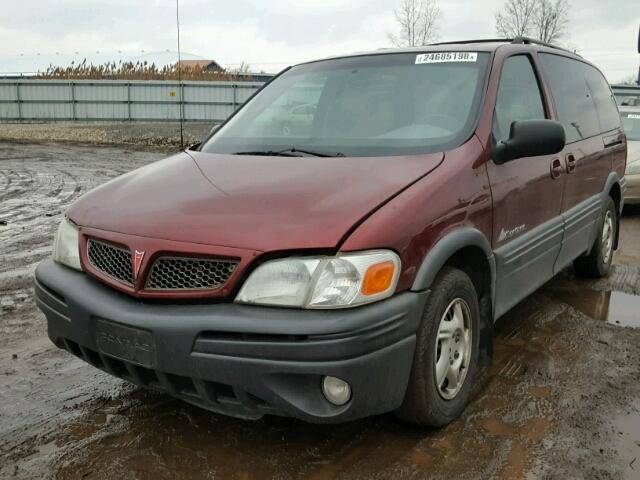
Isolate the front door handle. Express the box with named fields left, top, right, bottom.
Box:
left=551, top=158, right=563, bottom=179
left=566, top=153, right=577, bottom=173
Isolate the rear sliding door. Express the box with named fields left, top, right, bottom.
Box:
left=538, top=54, right=623, bottom=271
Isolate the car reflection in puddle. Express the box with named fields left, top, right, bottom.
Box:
left=551, top=289, right=640, bottom=328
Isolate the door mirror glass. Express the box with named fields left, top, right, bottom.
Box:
left=493, top=119, right=565, bottom=164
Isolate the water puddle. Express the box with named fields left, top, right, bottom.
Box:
left=551, top=289, right=640, bottom=328
left=613, top=400, right=640, bottom=479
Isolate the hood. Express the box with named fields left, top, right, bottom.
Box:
left=68, top=151, right=443, bottom=251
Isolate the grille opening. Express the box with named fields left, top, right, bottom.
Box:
left=164, top=373, right=198, bottom=396
left=81, top=347, right=105, bottom=369
left=128, top=364, right=159, bottom=386
left=63, top=339, right=82, bottom=357
left=102, top=355, right=128, bottom=377
left=245, top=392, right=268, bottom=407
left=145, top=256, right=238, bottom=291
left=87, top=239, right=133, bottom=286
left=55, top=338, right=273, bottom=415
left=201, top=331, right=309, bottom=343
left=205, top=380, right=236, bottom=400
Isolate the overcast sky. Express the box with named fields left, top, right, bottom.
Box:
left=0, top=0, right=638, bottom=82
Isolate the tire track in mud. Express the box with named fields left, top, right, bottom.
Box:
left=0, top=142, right=167, bottom=344
left=0, top=142, right=168, bottom=479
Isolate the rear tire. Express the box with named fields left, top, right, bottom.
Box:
left=396, top=267, right=480, bottom=427
left=574, top=196, right=617, bottom=278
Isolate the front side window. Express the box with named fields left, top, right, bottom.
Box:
left=201, top=52, right=491, bottom=157
left=493, top=55, right=546, bottom=143
left=538, top=53, right=601, bottom=143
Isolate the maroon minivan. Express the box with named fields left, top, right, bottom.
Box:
left=35, top=38, right=627, bottom=426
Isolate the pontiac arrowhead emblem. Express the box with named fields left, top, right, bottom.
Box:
left=133, top=250, right=145, bottom=280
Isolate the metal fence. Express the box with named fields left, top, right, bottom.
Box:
left=0, top=79, right=265, bottom=122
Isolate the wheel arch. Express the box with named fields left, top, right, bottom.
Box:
left=603, top=172, right=622, bottom=249
left=410, top=228, right=496, bottom=365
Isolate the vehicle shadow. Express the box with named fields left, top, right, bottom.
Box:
left=48, top=290, right=576, bottom=480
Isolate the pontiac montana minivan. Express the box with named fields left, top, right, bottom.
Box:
left=35, top=38, right=627, bottom=426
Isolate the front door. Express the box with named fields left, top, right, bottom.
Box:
left=486, top=54, right=565, bottom=318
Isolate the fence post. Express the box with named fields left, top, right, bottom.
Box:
left=70, top=81, right=76, bottom=121
left=180, top=82, right=185, bottom=122
left=127, top=82, right=132, bottom=121
left=232, top=84, right=237, bottom=111
left=15, top=82, right=22, bottom=121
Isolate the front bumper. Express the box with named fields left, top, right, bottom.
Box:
left=624, top=173, right=640, bottom=204
left=35, top=260, right=428, bottom=423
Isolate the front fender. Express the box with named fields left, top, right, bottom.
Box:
left=410, top=227, right=495, bottom=294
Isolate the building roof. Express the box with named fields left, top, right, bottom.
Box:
left=177, top=60, right=223, bottom=70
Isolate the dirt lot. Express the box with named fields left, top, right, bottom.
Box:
left=1, top=141, right=639, bottom=480
left=0, top=123, right=213, bottom=148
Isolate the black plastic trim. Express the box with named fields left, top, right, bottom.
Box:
left=494, top=217, right=563, bottom=318
left=35, top=259, right=428, bottom=423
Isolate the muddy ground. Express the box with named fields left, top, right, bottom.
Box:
left=0, top=123, right=213, bottom=148
left=1, top=141, right=639, bottom=479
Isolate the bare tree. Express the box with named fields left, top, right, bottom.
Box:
left=495, top=0, right=537, bottom=38
left=534, top=0, right=569, bottom=43
left=495, top=0, right=569, bottom=44
left=389, top=0, right=442, bottom=47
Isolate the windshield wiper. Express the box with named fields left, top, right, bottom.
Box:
left=278, top=148, right=345, bottom=158
left=233, top=148, right=345, bottom=158
left=232, top=150, right=300, bottom=157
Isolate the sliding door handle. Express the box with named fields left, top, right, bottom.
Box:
left=551, top=158, right=563, bottom=179
left=566, top=153, right=577, bottom=173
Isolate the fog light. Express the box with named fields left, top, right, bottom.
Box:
left=322, top=376, right=351, bottom=406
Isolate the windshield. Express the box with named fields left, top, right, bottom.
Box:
left=621, top=112, right=640, bottom=141
left=201, top=52, right=491, bottom=157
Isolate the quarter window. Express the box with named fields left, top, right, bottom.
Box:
left=538, top=54, right=601, bottom=143
left=582, top=63, right=621, bottom=133
left=493, top=55, right=546, bottom=144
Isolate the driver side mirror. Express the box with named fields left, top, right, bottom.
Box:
left=493, top=119, right=565, bottom=164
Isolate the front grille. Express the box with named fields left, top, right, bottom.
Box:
left=87, top=239, right=133, bottom=286
left=145, top=256, right=238, bottom=290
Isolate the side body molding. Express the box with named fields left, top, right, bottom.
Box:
left=410, top=227, right=496, bottom=306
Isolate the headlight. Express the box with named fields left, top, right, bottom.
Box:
left=52, top=218, right=82, bottom=271
left=627, top=161, right=640, bottom=175
left=236, top=250, right=400, bottom=309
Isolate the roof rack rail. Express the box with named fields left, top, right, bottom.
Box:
left=430, top=38, right=513, bottom=46
left=511, top=36, right=580, bottom=56
left=430, top=37, right=580, bottom=57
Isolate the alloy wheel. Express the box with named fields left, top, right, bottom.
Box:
left=434, top=298, right=472, bottom=400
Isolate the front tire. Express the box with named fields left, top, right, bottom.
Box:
left=396, top=267, right=480, bottom=427
left=574, top=196, right=617, bottom=278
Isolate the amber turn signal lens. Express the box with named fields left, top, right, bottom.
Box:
left=361, top=261, right=396, bottom=296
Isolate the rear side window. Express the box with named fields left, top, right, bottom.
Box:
left=493, top=55, right=546, bottom=143
left=582, top=64, right=621, bottom=132
left=538, top=54, right=601, bottom=143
